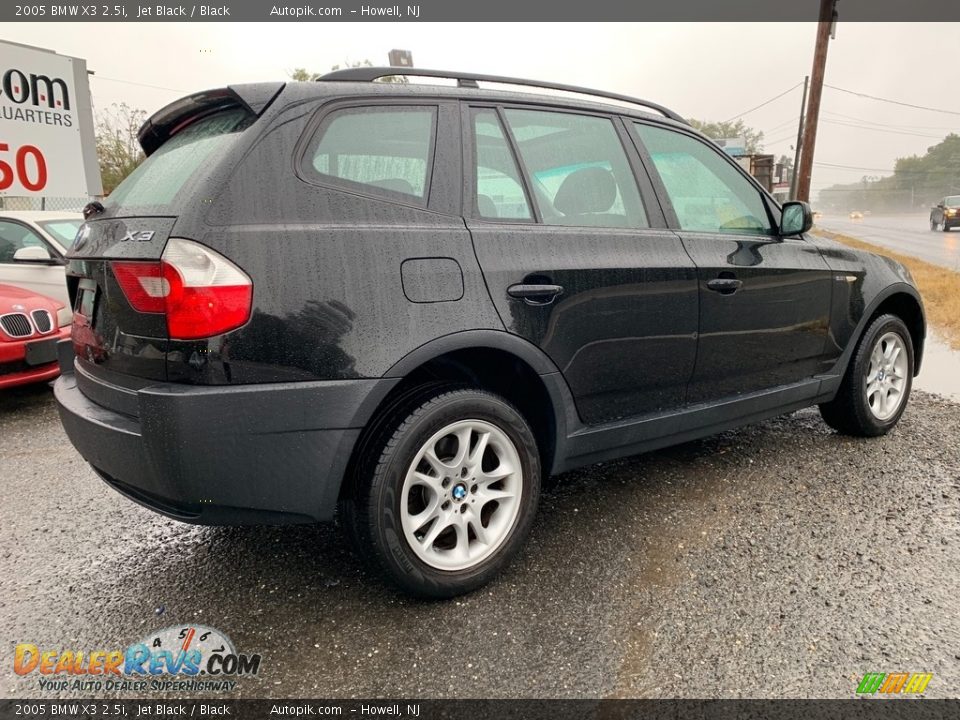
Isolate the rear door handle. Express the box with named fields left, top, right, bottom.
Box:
left=706, top=278, right=743, bottom=294
left=507, top=283, right=564, bottom=305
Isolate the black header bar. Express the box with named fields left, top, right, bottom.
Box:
left=3, top=0, right=960, bottom=22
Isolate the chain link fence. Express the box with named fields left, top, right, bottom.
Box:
left=0, top=196, right=92, bottom=213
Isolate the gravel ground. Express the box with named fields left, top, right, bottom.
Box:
left=1, top=385, right=958, bottom=699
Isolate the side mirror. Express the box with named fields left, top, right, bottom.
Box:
left=780, top=201, right=813, bottom=236
left=13, top=246, right=52, bottom=262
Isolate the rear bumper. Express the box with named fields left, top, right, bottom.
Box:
left=54, top=357, right=397, bottom=524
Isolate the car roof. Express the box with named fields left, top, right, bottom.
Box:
left=275, top=79, right=692, bottom=131
left=0, top=210, right=84, bottom=223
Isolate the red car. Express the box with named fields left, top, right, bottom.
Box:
left=0, top=284, right=70, bottom=389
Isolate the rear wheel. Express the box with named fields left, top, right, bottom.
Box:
left=342, top=388, right=541, bottom=598
left=819, top=314, right=913, bottom=436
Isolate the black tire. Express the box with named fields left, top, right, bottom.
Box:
left=342, top=387, right=541, bottom=598
left=819, top=314, right=914, bottom=437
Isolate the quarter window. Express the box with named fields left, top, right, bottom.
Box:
left=633, top=123, right=773, bottom=235
left=502, top=109, right=648, bottom=228
left=307, top=106, right=436, bottom=202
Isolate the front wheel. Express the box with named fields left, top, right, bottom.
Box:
left=819, top=314, right=914, bottom=436
left=343, top=388, right=541, bottom=598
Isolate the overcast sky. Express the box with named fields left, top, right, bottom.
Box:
left=8, top=22, right=960, bottom=197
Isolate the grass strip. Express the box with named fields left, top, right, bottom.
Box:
left=813, top=228, right=960, bottom=350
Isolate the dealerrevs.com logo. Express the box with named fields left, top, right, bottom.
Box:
left=856, top=672, right=933, bottom=695
left=14, top=625, right=262, bottom=693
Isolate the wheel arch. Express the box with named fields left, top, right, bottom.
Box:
left=339, top=331, right=578, bottom=504
left=866, top=286, right=926, bottom=375
left=835, top=283, right=926, bottom=381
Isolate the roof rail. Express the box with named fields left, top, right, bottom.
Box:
left=318, top=67, right=686, bottom=124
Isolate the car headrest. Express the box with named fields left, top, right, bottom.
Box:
left=370, top=178, right=416, bottom=195
left=477, top=194, right=498, bottom=218
left=554, top=167, right=617, bottom=216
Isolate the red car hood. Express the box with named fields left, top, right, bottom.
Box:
left=0, top=283, right=65, bottom=319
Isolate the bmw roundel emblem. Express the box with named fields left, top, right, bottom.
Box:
left=72, top=225, right=90, bottom=252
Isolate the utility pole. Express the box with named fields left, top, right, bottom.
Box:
left=789, top=75, right=809, bottom=201
left=796, top=0, right=838, bottom=203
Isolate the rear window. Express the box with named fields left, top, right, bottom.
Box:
left=105, top=108, right=253, bottom=210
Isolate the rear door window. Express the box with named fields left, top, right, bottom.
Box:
left=305, top=106, right=436, bottom=203
left=501, top=109, right=648, bottom=228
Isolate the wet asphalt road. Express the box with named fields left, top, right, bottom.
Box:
left=2, top=384, right=959, bottom=699
left=817, top=213, right=960, bottom=271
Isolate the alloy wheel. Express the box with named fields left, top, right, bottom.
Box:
left=400, top=419, right=523, bottom=571
left=865, top=331, right=909, bottom=421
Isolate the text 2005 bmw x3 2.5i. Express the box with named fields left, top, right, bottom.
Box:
left=56, top=69, right=925, bottom=597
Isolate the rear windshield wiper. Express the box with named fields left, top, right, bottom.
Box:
left=82, top=200, right=105, bottom=220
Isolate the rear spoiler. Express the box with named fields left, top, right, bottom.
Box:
left=137, top=83, right=284, bottom=156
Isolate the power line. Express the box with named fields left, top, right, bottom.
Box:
left=816, top=162, right=893, bottom=172
left=765, top=132, right=799, bottom=146
left=824, top=84, right=960, bottom=117
left=761, top=115, right=801, bottom=134
left=815, top=161, right=957, bottom=175
left=723, top=82, right=803, bottom=124
left=820, top=118, right=945, bottom=140
left=91, top=75, right=187, bottom=94
left=822, top=110, right=959, bottom=132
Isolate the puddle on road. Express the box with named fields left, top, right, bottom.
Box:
left=915, top=331, right=960, bottom=403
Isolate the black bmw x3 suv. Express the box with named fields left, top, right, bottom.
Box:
left=56, top=68, right=925, bottom=597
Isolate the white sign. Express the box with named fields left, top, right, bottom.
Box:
left=0, top=40, right=102, bottom=198
left=715, top=136, right=748, bottom=157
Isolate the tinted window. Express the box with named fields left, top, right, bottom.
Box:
left=0, top=220, right=50, bottom=262
left=945, top=196, right=960, bottom=208
left=308, top=107, right=436, bottom=201
left=633, top=123, right=773, bottom=235
left=472, top=110, right=531, bottom=220
left=502, top=109, right=647, bottom=228
left=107, top=108, right=253, bottom=209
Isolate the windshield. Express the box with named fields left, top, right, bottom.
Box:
left=945, top=196, right=960, bottom=208
left=36, top=219, right=82, bottom=251
left=105, top=108, right=253, bottom=211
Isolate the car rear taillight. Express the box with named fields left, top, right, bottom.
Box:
left=111, top=238, right=252, bottom=340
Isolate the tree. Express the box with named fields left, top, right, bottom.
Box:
left=96, top=103, right=145, bottom=195
left=818, top=134, right=960, bottom=212
left=289, top=68, right=319, bottom=81
left=688, top=118, right=765, bottom=154
left=289, top=59, right=408, bottom=84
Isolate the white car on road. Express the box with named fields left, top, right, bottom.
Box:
left=0, top=210, right=82, bottom=326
